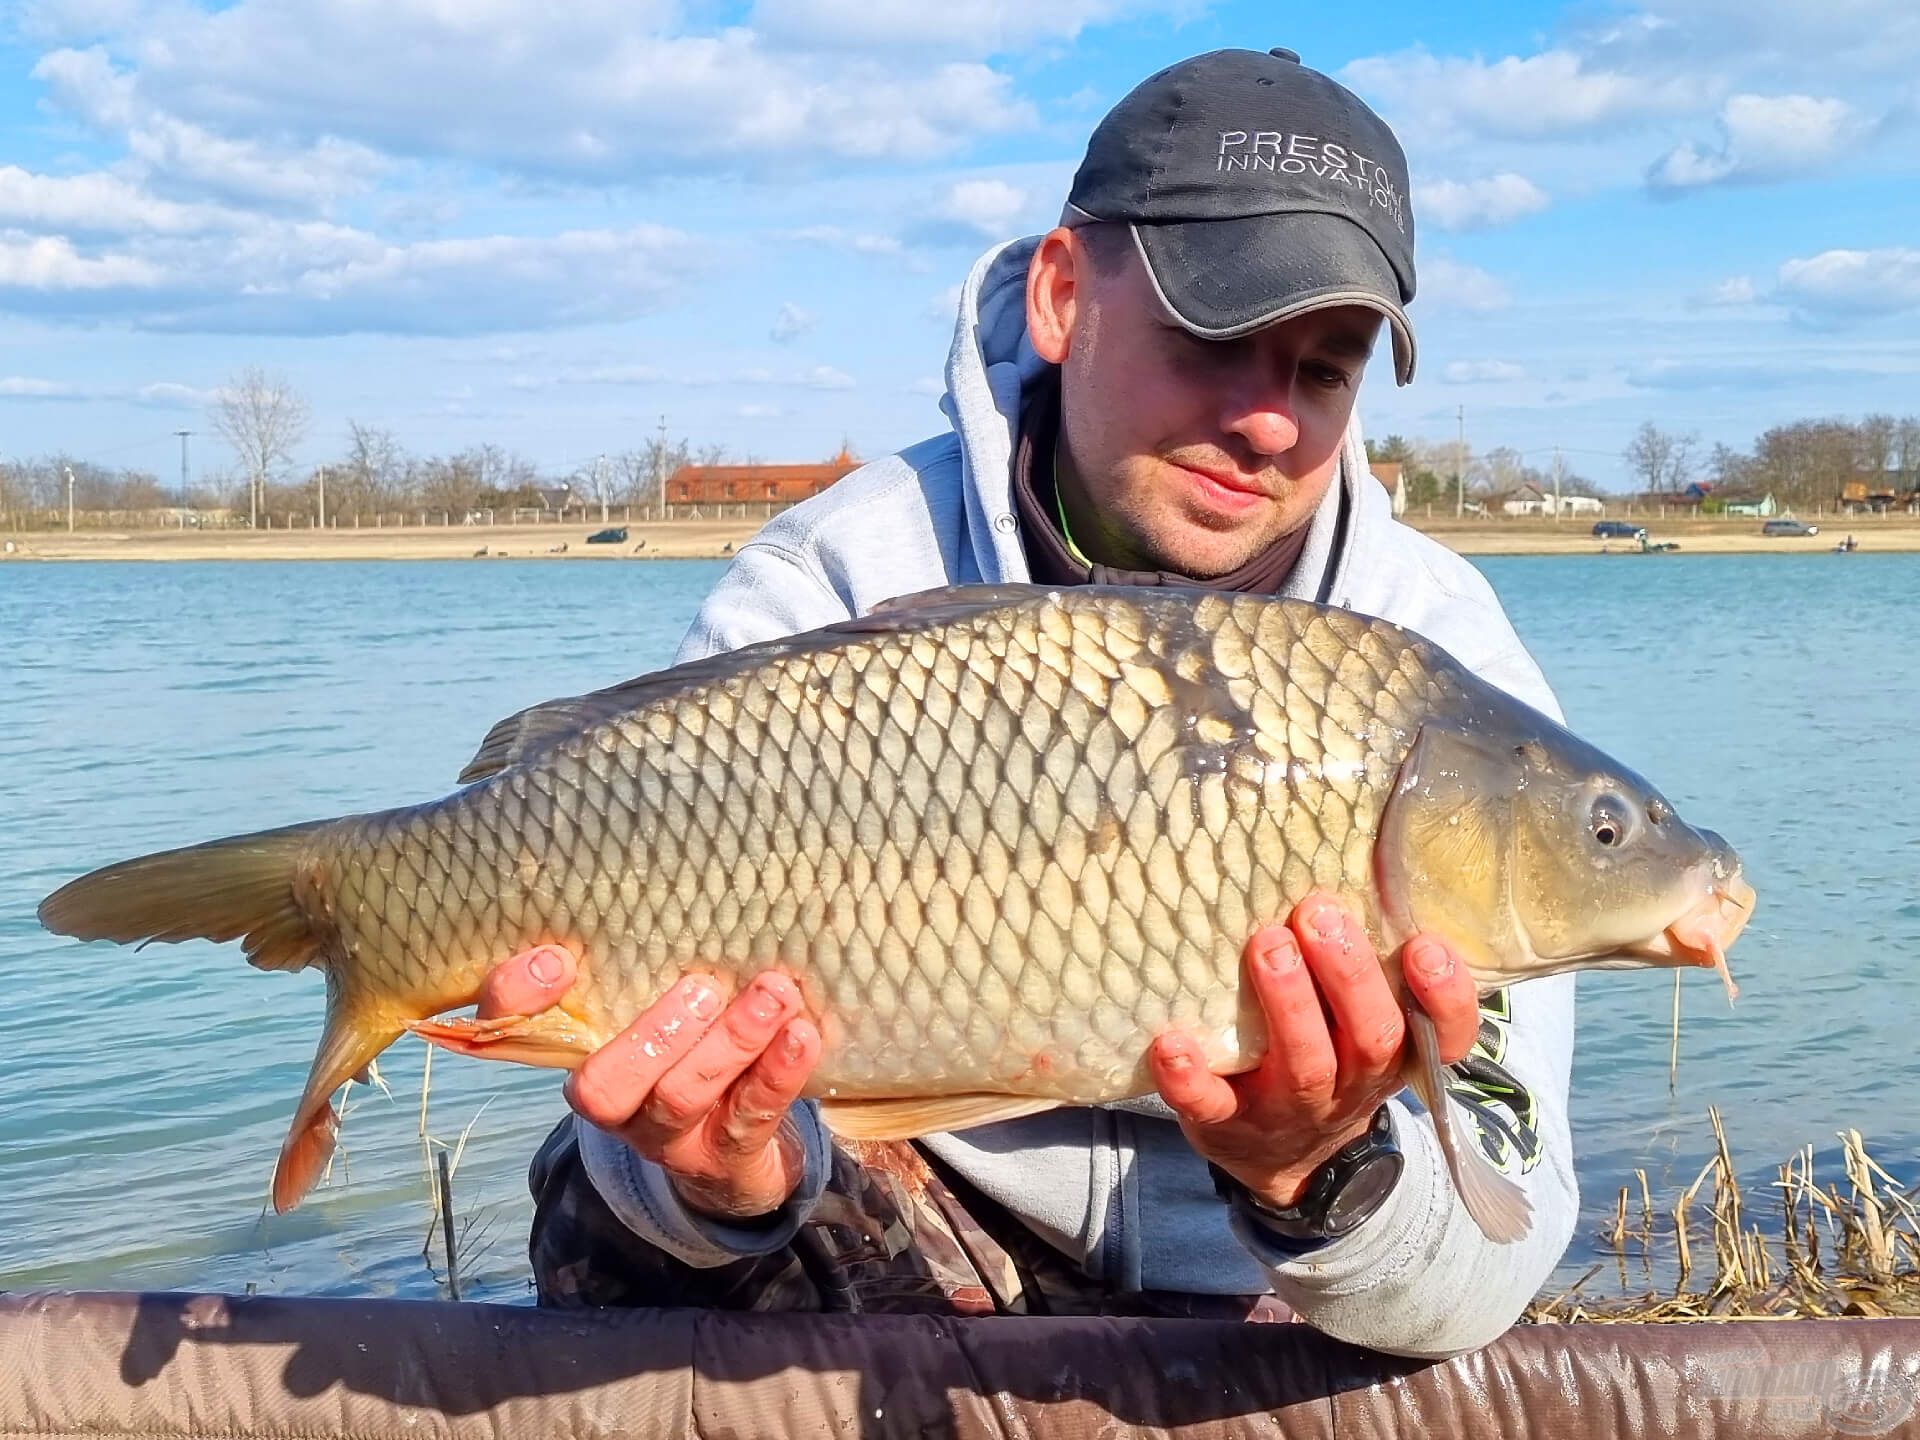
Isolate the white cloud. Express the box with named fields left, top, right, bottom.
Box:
left=1341, top=47, right=1699, bottom=144
left=1420, top=256, right=1510, bottom=311
left=749, top=0, right=1177, bottom=56
left=0, top=218, right=705, bottom=334
left=32, top=46, right=387, bottom=211
left=0, top=374, right=219, bottom=404
left=0, top=165, right=242, bottom=236
left=769, top=302, right=817, bottom=344
left=925, top=283, right=964, bottom=321
left=1441, top=359, right=1527, bottom=384
left=1578, top=0, right=1920, bottom=80
left=909, top=178, right=1032, bottom=246
left=1414, top=173, right=1550, bottom=231
left=0, top=231, right=162, bottom=289
left=908, top=375, right=946, bottom=396
left=1700, top=275, right=1757, bottom=306
left=37, top=5, right=1037, bottom=187
left=1648, top=93, right=1866, bottom=191
left=1775, top=247, right=1920, bottom=320
left=514, top=361, right=857, bottom=391
left=0, top=376, right=83, bottom=398
left=784, top=225, right=906, bottom=257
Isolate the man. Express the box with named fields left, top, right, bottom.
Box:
left=479, top=47, right=1578, bottom=1358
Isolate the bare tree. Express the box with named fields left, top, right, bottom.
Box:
left=213, top=367, right=310, bottom=528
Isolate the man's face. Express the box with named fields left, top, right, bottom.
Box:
left=1027, top=228, right=1381, bottom=580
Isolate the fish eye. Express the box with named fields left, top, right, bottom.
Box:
left=1590, top=794, right=1633, bottom=848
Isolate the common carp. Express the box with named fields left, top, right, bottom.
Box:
left=38, top=583, right=1754, bottom=1243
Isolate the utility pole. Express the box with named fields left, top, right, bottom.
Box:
left=250, top=467, right=259, bottom=530
left=174, top=430, right=192, bottom=515
left=1454, top=405, right=1466, bottom=518
left=65, top=464, right=75, bottom=533
left=596, top=453, right=608, bottom=523
left=317, top=465, right=327, bottom=530
left=655, top=415, right=668, bottom=520
left=1552, top=446, right=1565, bottom=522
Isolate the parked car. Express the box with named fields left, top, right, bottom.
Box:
left=1592, top=520, right=1647, bottom=539
left=586, top=525, right=629, bottom=544
left=1761, top=518, right=1819, bottom=537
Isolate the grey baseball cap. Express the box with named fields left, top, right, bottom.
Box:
left=1064, top=47, right=1418, bottom=384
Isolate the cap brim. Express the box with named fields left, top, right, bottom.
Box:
left=1132, top=212, right=1417, bottom=385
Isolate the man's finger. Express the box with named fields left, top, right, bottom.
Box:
left=1149, top=1031, right=1239, bottom=1127
left=642, top=972, right=804, bottom=1134
left=1293, top=894, right=1404, bottom=1072
left=1402, top=936, right=1481, bottom=1065
left=564, top=975, right=726, bottom=1131
left=476, top=944, right=577, bottom=1020
left=1242, top=926, right=1339, bottom=1104
left=712, top=1016, right=821, bottom=1160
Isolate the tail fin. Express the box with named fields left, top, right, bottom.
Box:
left=38, top=820, right=334, bottom=973
left=39, top=818, right=404, bottom=1211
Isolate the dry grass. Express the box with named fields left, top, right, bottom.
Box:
left=1527, top=1107, right=1920, bottom=1323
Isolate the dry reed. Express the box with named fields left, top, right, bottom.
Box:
left=1526, top=1106, right=1920, bottom=1324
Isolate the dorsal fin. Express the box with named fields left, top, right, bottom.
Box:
left=454, top=582, right=1060, bottom=785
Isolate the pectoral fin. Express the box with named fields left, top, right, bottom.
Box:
left=817, top=1092, right=1063, bottom=1140
left=403, top=1009, right=601, bottom=1068
left=1405, top=1006, right=1532, bottom=1245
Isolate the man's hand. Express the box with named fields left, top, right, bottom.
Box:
left=1148, top=891, right=1480, bottom=1211
left=476, top=946, right=821, bottom=1221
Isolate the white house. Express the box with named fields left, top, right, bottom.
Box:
left=1501, top=483, right=1603, bottom=517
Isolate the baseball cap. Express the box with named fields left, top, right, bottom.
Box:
left=1064, top=47, right=1418, bottom=384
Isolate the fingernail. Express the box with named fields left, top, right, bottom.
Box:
left=1308, top=902, right=1346, bottom=942
left=781, top=1026, right=808, bottom=1060
left=1260, top=933, right=1301, bottom=973
left=1410, top=939, right=1454, bottom=982
left=745, top=977, right=784, bottom=1023
left=528, top=947, right=564, bottom=986
left=1163, top=1049, right=1191, bottom=1074
left=685, top=980, right=721, bottom=1018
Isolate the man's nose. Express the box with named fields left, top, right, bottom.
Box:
left=1221, top=386, right=1301, bottom=457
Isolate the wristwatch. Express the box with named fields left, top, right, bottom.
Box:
left=1210, top=1105, right=1403, bottom=1244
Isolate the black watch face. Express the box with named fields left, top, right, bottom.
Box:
left=1325, top=1152, right=1404, bottom=1234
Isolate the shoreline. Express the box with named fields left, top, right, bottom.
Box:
left=5, top=513, right=1917, bottom=562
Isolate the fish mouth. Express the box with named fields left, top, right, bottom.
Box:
left=1624, top=873, right=1756, bottom=1002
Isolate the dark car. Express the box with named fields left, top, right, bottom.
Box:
left=586, top=526, right=629, bottom=544
left=1592, top=520, right=1647, bottom=539
left=1761, top=517, right=1818, bottom=537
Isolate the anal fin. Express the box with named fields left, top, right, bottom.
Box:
left=403, top=1009, right=601, bottom=1068
left=817, top=1091, right=1062, bottom=1141
left=1405, top=1006, right=1532, bottom=1245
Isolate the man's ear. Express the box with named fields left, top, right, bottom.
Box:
left=1026, top=227, right=1083, bottom=365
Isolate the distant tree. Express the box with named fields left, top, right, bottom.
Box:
left=1624, top=421, right=1698, bottom=493
left=213, top=367, right=310, bottom=528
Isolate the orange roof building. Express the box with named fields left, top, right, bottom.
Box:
left=666, top=447, right=860, bottom=506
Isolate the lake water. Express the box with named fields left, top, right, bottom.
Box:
left=2, top=554, right=1915, bottom=1306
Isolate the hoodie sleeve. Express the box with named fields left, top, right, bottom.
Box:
left=564, top=539, right=857, bottom=1266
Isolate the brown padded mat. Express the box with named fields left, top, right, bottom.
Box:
left=2, top=1291, right=1917, bottom=1438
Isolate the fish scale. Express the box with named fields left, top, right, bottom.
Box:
left=37, top=581, right=1754, bottom=1241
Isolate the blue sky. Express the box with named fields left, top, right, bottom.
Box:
left=2, top=0, right=1916, bottom=492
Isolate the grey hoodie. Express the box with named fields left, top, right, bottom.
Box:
left=574, top=235, right=1581, bottom=1360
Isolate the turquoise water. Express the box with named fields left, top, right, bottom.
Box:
left=2, top=555, right=1914, bottom=1305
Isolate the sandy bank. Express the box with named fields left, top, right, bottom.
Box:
left=5, top=512, right=1917, bottom=563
